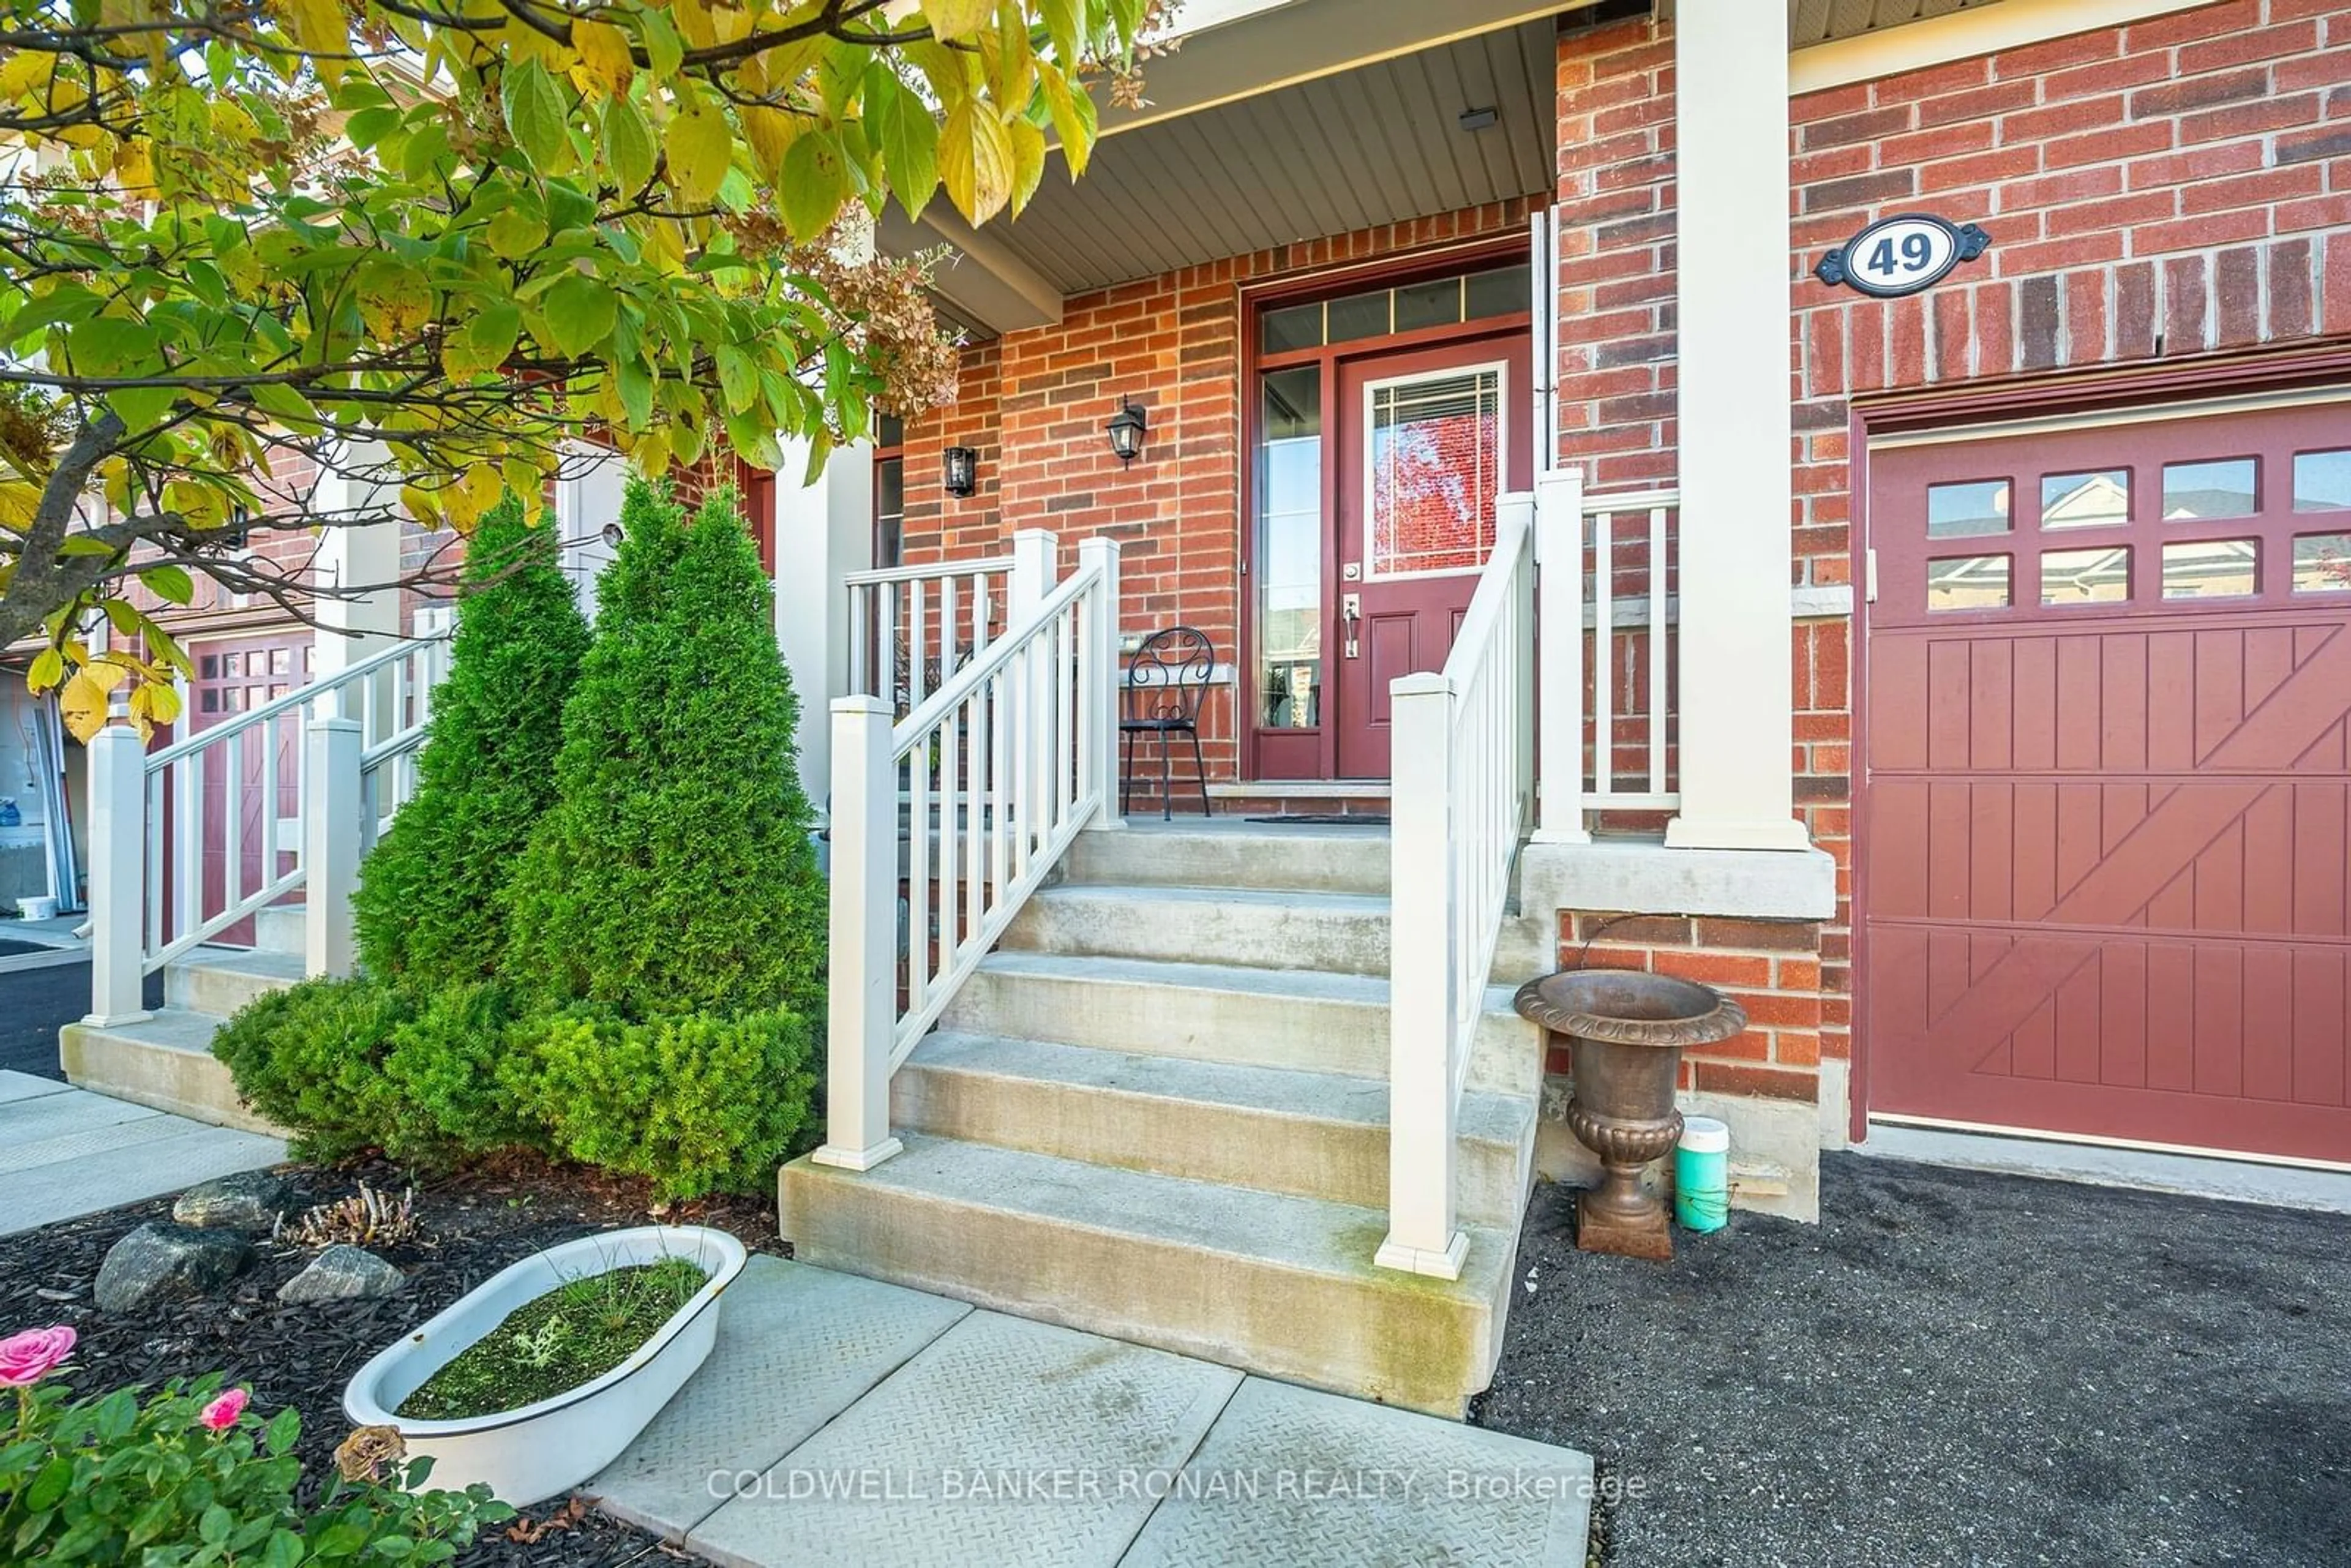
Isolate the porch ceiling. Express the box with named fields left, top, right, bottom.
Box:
left=879, top=18, right=1560, bottom=326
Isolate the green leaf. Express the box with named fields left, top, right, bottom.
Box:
left=501, top=58, right=569, bottom=173
left=876, top=75, right=939, bottom=219
left=542, top=275, right=618, bottom=358
left=264, top=1529, right=303, bottom=1568
left=1040, top=0, right=1082, bottom=62
left=140, top=565, right=195, bottom=606
left=778, top=132, right=849, bottom=243
left=199, top=1503, right=232, bottom=1545
left=462, top=302, right=522, bottom=373
left=713, top=344, right=759, bottom=415
left=67, top=315, right=159, bottom=375
left=615, top=357, right=654, bottom=427
left=603, top=94, right=656, bottom=195
left=639, top=6, right=683, bottom=80
left=485, top=208, right=547, bottom=261
left=343, top=105, right=403, bottom=151
left=107, top=384, right=178, bottom=434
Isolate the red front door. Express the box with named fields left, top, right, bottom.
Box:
left=172, top=634, right=310, bottom=947
left=1863, top=396, right=2351, bottom=1163
left=1332, top=333, right=1531, bottom=779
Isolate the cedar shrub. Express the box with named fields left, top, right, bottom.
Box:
left=352, top=493, right=590, bottom=988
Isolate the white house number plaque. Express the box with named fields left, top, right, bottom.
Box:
left=1813, top=213, right=1992, bottom=299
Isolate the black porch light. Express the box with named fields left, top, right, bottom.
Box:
left=942, top=445, right=978, bottom=497
left=1104, top=397, right=1149, bottom=464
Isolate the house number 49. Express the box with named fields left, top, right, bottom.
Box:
left=1813, top=213, right=1992, bottom=299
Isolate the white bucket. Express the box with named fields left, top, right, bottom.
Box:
left=15, top=896, right=57, bottom=922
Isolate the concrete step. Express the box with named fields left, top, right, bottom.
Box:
left=1004, top=882, right=1393, bottom=976
left=253, top=904, right=305, bottom=956
left=59, top=1007, right=279, bottom=1136
left=894, top=1032, right=1534, bottom=1225
left=778, top=1133, right=1515, bottom=1416
left=165, top=946, right=305, bottom=1016
left=1060, top=824, right=1390, bottom=896
left=943, top=951, right=1545, bottom=1097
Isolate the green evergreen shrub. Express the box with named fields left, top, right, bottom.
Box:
left=353, top=492, right=591, bottom=988
left=209, top=976, right=414, bottom=1160
left=505, top=1005, right=816, bottom=1201
left=504, top=481, right=827, bottom=1023
left=378, top=980, right=534, bottom=1163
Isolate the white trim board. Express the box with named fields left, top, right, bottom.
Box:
left=1790, top=0, right=2216, bottom=95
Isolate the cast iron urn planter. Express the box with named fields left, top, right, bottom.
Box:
left=1513, top=970, right=1748, bottom=1260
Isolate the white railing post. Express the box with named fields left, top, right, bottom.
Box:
left=814, top=695, right=904, bottom=1172
left=1378, top=671, right=1467, bottom=1281
left=84, top=711, right=150, bottom=1026
left=304, top=711, right=362, bottom=978
left=1076, top=535, right=1123, bottom=828
left=1533, top=466, right=1590, bottom=843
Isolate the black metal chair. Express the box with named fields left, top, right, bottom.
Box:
left=1122, top=626, right=1213, bottom=820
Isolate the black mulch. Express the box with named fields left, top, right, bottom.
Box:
left=1471, top=1153, right=2351, bottom=1568
left=1, top=1156, right=789, bottom=1568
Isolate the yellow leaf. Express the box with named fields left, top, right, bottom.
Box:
left=664, top=99, right=733, bottom=208
left=921, top=0, right=994, bottom=43
left=571, top=18, right=634, bottom=97
left=670, top=0, right=718, bottom=49
left=59, top=667, right=119, bottom=742
left=401, top=482, right=443, bottom=526
left=1007, top=118, right=1045, bottom=215
left=741, top=106, right=804, bottom=182
left=0, top=51, right=52, bottom=102
left=939, top=99, right=1013, bottom=225
left=285, top=0, right=350, bottom=84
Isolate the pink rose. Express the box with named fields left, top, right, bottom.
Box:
left=0, top=1326, right=75, bottom=1387
left=198, top=1388, right=249, bottom=1432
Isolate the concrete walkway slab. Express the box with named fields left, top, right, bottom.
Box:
left=0, top=1069, right=285, bottom=1235
left=1120, top=1376, right=1594, bottom=1567
left=594, top=1255, right=1594, bottom=1567
left=591, top=1257, right=972, bottom=1538
left=689, top=1311, right=1242, bottom=1568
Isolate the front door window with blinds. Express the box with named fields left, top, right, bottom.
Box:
left=1364, top=366, right=1504, bottom=580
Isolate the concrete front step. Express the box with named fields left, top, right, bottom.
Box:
left=253, top=904, right=305, bottom=956
left=779, top=1133, right=1514, bottom=1417
left=1004, top=882, right=1393, bottom=977
left=59, top=1007, right=279, bottom=1136
left=165, top=946, right=306, bottom=1016
left=944, top=951, right=1544, bottom=1097
left=1061, top=824, right=1390, bottom=896
left=894, top=1032, right=1534, bottom=1226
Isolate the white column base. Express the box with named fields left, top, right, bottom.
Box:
left=1374, top=1231, right=1469, bottom=1281
left=1529, top=822, right=1592, bottom=847
left=1664, top=816, right=1815, bottom=853
left=79, top=1008, right=152, bottom=1029
left=811, top=1136, right=904, bottom=1172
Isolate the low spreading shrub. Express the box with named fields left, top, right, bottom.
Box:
left=509, top=1006, right=817, bottom=1201
left=379, top=980, right=533, bottom=1163
left=0, top=1327, right=509, bottom=1565
left=209, top=975, right=412, bottom=1161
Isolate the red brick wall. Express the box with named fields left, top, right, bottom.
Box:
left=895, top=200, right=1540, bottom=784
left=1555, top=0, right=2351, bottom=1081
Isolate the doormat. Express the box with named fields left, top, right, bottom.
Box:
left=0, top=939, right=55, bottom=958
left=1242, top=814, right=1391, bottom=826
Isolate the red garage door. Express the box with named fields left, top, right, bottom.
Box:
left=1864, top=396, right=2351, bottom=1165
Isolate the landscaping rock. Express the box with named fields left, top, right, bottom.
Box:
left=172, top=1171, right=293, bottom=1231
left=278, top=1245, right=405, bottom=1304
left=94, top=1223, right=250, bottom=1313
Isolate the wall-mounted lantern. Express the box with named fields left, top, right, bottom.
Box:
left=1104, top=398, right=1149, bottom=465
left=942, top=445, right=978, bottom=497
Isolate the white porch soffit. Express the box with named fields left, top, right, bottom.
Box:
left=882, top=1, right=1577, bottom=333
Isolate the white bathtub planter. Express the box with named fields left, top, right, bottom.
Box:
left=343, top=1225, right=747, bottom=1506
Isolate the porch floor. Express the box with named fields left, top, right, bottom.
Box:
left=592, top=1255, right=1594, bottom=1567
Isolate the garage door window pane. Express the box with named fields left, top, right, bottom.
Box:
left=2041, top=470, right=2129, bottom=529
left=1927, top=479, right=2010, bottom=538
left=2041, top=547, right=2129, bottom=604
left=2162, top=458, right=2257, bottom=520
left=2161, top=539, right=2257, bottom=599
left=1928, top=555, right=2009, bottom=610
left=2293, top=449, right=2351, bottom=512
left=2292, top=533, right=2351, bottom=594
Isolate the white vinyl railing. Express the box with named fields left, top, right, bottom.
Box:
left=1535, top=469, right=1682, bottom=841
left=816, top=529, right=1122, bottom=1172
left=1379, top=491, right=1537, bottom=1278
left=84, top=622, right=451, bottom=1023
left=845, top=555, right=1014, bottom=717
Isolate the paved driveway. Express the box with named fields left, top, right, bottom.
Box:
left=1474, top=1153, right=2350, bottom=1568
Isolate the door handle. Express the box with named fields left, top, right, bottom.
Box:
left=1341, top=593, right=1361, bottom=659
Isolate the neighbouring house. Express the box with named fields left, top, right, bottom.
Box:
left=59, top=0, right=2351, bottom=1418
